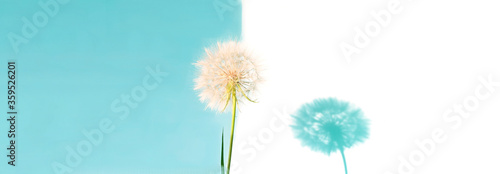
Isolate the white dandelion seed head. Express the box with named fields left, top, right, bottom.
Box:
left=194, top=41, right=262, bottom=112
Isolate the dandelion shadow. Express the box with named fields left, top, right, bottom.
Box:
left=291, top=97, right=370, bottom=174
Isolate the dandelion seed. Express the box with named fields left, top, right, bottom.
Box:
left=194, top=41, right=261, bottom=112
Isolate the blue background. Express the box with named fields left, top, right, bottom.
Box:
left=0, top=0, right=241, bottom=173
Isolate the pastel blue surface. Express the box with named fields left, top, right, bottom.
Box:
left=0, top=0, right=241, bottom=173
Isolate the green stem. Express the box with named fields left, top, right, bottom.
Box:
left=340, top=149, right=348, bottom=174
left=221, top=129, right=224, bottom=174
left=226, top=92, right=237, bottom=174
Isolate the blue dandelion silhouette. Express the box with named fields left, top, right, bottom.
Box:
left=291, top=97, right=370, bottom=174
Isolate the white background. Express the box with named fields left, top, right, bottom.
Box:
left=232, top=0, right=500, bottom=173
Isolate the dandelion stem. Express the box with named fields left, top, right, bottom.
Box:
left=340, top=149, right=348, bottom=174
left=226, top=91, right=237, bottom=174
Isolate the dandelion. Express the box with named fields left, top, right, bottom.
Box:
left=291, top=98, right=370, bottom=174
left=194, top=41, right=261, bottom=174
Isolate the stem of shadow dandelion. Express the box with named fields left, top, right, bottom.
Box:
left=340, top=149, right=348, bottom=174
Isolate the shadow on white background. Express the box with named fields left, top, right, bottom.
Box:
left=233, top=0, right=500, bottom=173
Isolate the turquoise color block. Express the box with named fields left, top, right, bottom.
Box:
left=0, top=0, right=241, bottom=173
